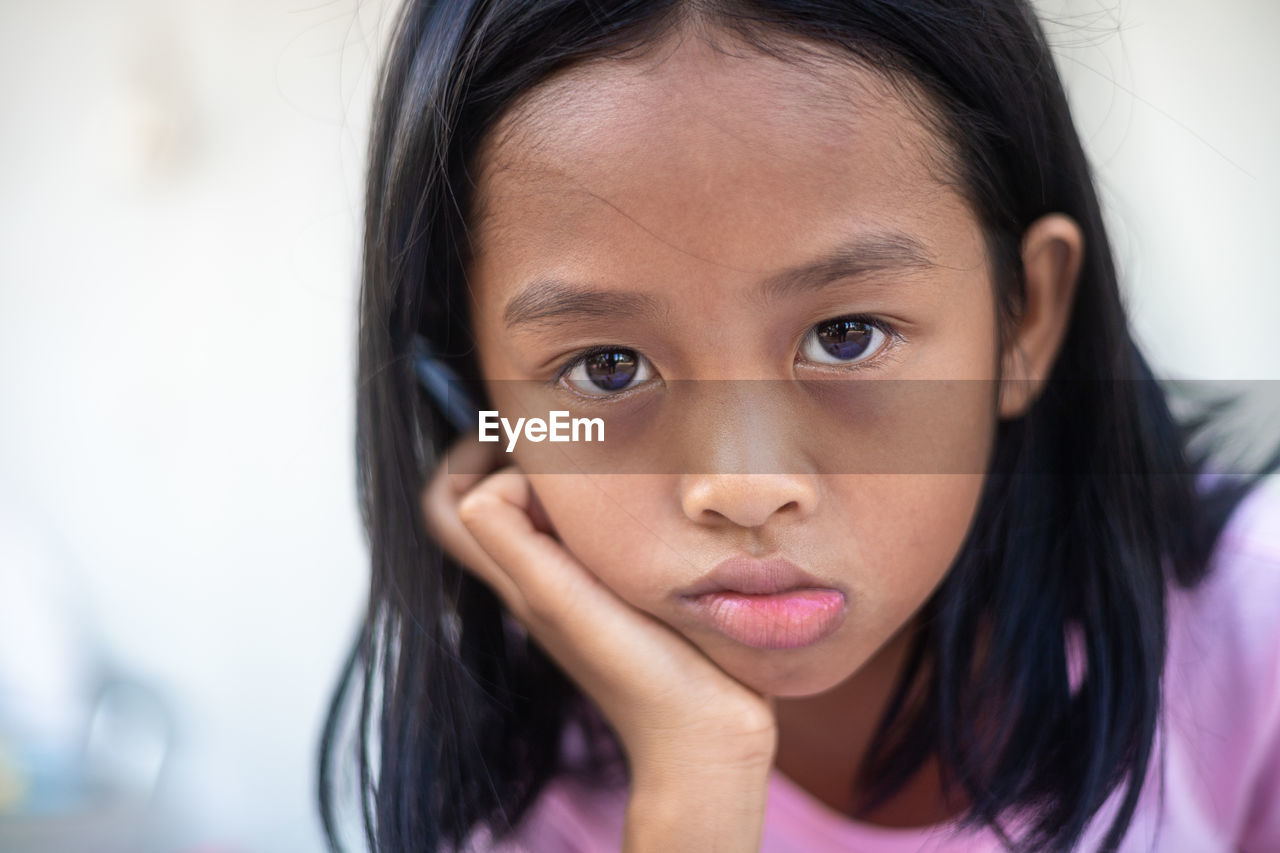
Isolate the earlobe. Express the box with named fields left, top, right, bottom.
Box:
left=998, top=213, right=1085, bottom=420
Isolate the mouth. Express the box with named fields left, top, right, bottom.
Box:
left=676, top=556, right=848, bottom=650
left=678, top=555, right=839, bottom=597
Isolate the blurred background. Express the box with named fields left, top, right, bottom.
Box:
left=0, top=0, right=1276, bottom=851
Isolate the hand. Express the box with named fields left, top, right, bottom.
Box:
left=421, top=436, right=778, bottom=780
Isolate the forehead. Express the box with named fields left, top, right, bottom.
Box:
left=467, top=29, right=970, bottom=309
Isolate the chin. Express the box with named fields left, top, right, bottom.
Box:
left=720, top=651, right=860, bottom=699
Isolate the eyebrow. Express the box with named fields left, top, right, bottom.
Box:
left=502, top=231, right=935, bottom=331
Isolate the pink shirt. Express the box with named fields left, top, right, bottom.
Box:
left=481, top=476, right=1280, bottom=852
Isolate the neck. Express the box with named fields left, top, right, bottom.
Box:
left=772, top=618, right=969, bottom=827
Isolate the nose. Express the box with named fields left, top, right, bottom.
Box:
left=672, top=381, right=819, bottom=529
left=680, top=472, right=817, bottom=529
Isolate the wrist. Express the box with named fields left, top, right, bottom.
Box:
left=626, top=705, right=778, bottom=782
left=625, top=762, right=772, bottom=853
left=630, top=751, right=774, bottom=798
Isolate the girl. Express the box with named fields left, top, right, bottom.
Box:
left=319, top=1, right=1280, bottom=851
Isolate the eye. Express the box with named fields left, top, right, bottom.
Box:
left=798, top=316, right=892, bottom=367
left=559, top=347, right=655, bottom=396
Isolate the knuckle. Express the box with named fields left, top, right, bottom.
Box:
left=455, top=489, right=493, bottom=525
left=729, top=702, right=776, bottom=741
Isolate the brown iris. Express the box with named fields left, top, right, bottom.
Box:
left=582, top=350, right=640, bottom=391
left=815, top=319, right=874, bottom=361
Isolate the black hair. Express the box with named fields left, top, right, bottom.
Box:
left=318, top=1, right=1280, bottom=851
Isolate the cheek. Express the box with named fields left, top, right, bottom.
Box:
left=525, top=474, right=671, bottom=602
left=848, top=473, right=985, bottom=614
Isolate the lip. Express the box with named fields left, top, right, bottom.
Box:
left=682, top=589, right=847, bottom=650
left=679, top=556, right=833, bottom=597
left=677, top=556, right=848, bottom=650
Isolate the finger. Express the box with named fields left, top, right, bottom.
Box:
left=440, top=434, right=506, bottom=496
left=457, top=471, right=723, bottom=721
left=456, top=468, right=678, bottom=660
left=455, top=468, right=777, bottom=756
left=421, top=448, right=528, bottom=614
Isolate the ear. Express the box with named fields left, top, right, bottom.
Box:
left=998, top=213, right=1085, bottom=420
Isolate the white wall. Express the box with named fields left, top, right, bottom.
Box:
left=0, top=1, right=1276, bottom=851
left=1039, top=0, right=1280, bottom=380
left=1, top=0, right=389, bottom=850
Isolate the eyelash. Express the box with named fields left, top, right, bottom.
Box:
left=549, top=313, right=902, bottom=396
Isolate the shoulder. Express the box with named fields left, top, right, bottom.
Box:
left=1170, top=474, right=1280, bottom=682
left=1204, top=471, right=1280, bottom=565
left=1161, top=474, right=1280, bottom=848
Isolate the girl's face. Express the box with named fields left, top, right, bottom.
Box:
left=465, top=33, right=1000, bottom=697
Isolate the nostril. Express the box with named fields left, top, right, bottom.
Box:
left=680, top=474, right=816, bottom=529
